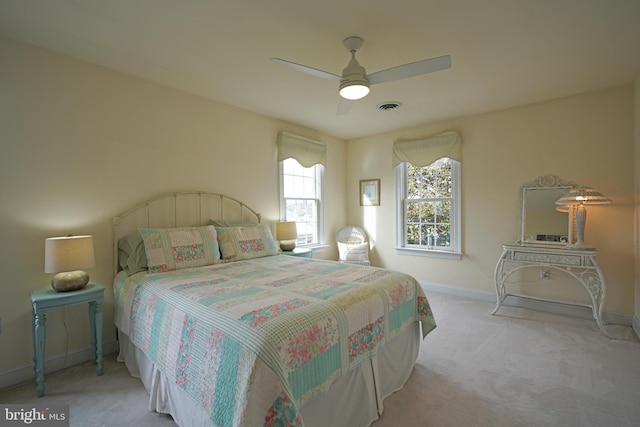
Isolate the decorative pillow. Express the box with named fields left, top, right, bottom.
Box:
left=338, top=242, right=369, bottom=262
left=139, top=226, right=220, bottom=273
left=215, top=224, right=280, bottom=261
left=117, top=234, right=148, bottom=275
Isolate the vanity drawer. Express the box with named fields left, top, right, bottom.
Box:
left=512, top=251, right=582, bottom=266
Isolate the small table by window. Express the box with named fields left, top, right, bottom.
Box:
left=282, top=247, right=313, bottom=258
left=30, top=282, right=105, bottom=397
left=492, top=244, right=610, bottom=337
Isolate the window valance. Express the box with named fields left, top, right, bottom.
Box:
left=392, top=130, right=462, bottom=168
left=277, top=131, right=326, bottom=168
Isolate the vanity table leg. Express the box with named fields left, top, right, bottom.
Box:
left=492, top=250, right=508, bottom=315
left=590, top=290, right=612, bottom=338
left=587, top=261, right=612, bottom=338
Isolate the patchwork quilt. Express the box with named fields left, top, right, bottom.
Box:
left=114, top=255, right=436, bottom=427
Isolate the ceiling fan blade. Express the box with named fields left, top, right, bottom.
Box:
left=271, top=58, right=342, bottom=82
left=337, top=98, right=354, bottom=115
left=367, top=55, right=451, bottom=85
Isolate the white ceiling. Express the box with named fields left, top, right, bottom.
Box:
left=1, top=0, right=640, bottom=140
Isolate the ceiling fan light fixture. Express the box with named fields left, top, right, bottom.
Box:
left=339, top=53, right=370, bottom=100
left=339, top=80, right=370, bottom=100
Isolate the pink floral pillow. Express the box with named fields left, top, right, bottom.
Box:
left=139, top=226, right=220, bottom=273
left=215, top=224, right=280, bottom=262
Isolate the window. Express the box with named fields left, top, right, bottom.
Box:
left=396, top=157, right=461, bottom=258
left=279, top=158, right=324, bottom=246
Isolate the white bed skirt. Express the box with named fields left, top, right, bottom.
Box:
left=117, top=322, right=421, bottom=427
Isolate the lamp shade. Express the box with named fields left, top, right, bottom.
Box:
left=45, top=235, right=95, bottom=273
left=276, top=222, right=298, bottom=241
left=555, top=187, right=611, bottom=206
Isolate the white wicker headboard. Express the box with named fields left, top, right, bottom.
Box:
left=111, top=191, right=262, bottom=275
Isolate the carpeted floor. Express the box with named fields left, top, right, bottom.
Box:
left=1, top=293, right=639, bottom=427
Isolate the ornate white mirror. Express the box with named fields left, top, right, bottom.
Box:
left=519, top=175, right=576, bottom=245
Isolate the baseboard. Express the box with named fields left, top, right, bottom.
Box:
left=421, top=282, right=633, bottom=326
left=0, top=340, right=118, bottom=391
left=633, top=315, right=640, bottom=340
left=421, top=282, right=497, bottom=304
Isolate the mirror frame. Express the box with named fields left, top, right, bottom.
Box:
left=519, top=175, right=577, bottom=246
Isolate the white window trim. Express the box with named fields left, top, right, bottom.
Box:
left=395, top=160, right=462, bottom=259
left=278, top=161, right=325, bottom=247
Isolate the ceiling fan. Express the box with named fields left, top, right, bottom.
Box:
left=271, top=36, right=451, bottom=115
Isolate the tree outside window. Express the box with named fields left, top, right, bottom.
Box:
left=406, top=158, right=452, bottom=248
left=398, top=157, right=460, bottom=254
left=280, top=158, right=323, bottom=246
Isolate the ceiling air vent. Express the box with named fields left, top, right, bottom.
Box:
left=377, top=102, right=402, bottom=111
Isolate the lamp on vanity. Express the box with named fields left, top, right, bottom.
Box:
left=276, top=222, right=298, bottom=251
left=45, top=235, right=95, bottom=292
left=555, top=187, right=611, bottom=249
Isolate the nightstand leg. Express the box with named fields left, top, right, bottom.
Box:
left=33, top=310, right=46, bottom=397
left=89, top=301, right=96, bottom=364
left=90, top=298, right=104, bottom=375
left=31, top=307, right=37, bottom=382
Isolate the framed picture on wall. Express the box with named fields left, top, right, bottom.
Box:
left=360, top=179, right=380, bottom=206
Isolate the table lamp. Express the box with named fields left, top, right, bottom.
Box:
left=45, top=235, right=95, bottom=291
left=276, top=222, right=298, bottom=251
left=555, top=187, right=611, bottom=249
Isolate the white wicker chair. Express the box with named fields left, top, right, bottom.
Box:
left=336, top=226, right=370, bottom=266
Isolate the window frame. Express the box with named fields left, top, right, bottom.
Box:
left=279, top=158, right=325, bottom=248
left=395, top=158, right=462, bottom=260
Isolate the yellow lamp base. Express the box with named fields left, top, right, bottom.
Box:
left=51, top=270, right=89, bottom=292
left=279, top=240, right=296, bottom=251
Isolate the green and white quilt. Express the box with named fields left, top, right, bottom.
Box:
left=114, top=255, right=436, bottom=427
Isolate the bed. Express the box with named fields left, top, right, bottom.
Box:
left=112, top=191, right=436, bottom=427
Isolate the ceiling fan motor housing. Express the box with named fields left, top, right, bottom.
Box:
left=341, top=56, right=367, bottom=80
left=339, top=56, right=370, bottom=99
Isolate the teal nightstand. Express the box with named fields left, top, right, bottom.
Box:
left=30, top=282, right=105, bottom=397
left=282, top=247, right=313, bottom=258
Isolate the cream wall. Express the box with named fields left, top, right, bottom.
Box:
left=347, top=86, right=635, bottom=316
left=0, top=37, right=346, bottom=376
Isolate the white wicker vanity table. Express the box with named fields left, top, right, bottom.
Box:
left=492, top=243, right=611, bottom=337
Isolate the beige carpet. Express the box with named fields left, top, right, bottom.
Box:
left=2, top=293, right=639, bottom=427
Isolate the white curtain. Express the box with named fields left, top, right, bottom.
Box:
left=277, top=131, right=326, bottom=167
left=392, top=130, right=461, bottom=167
